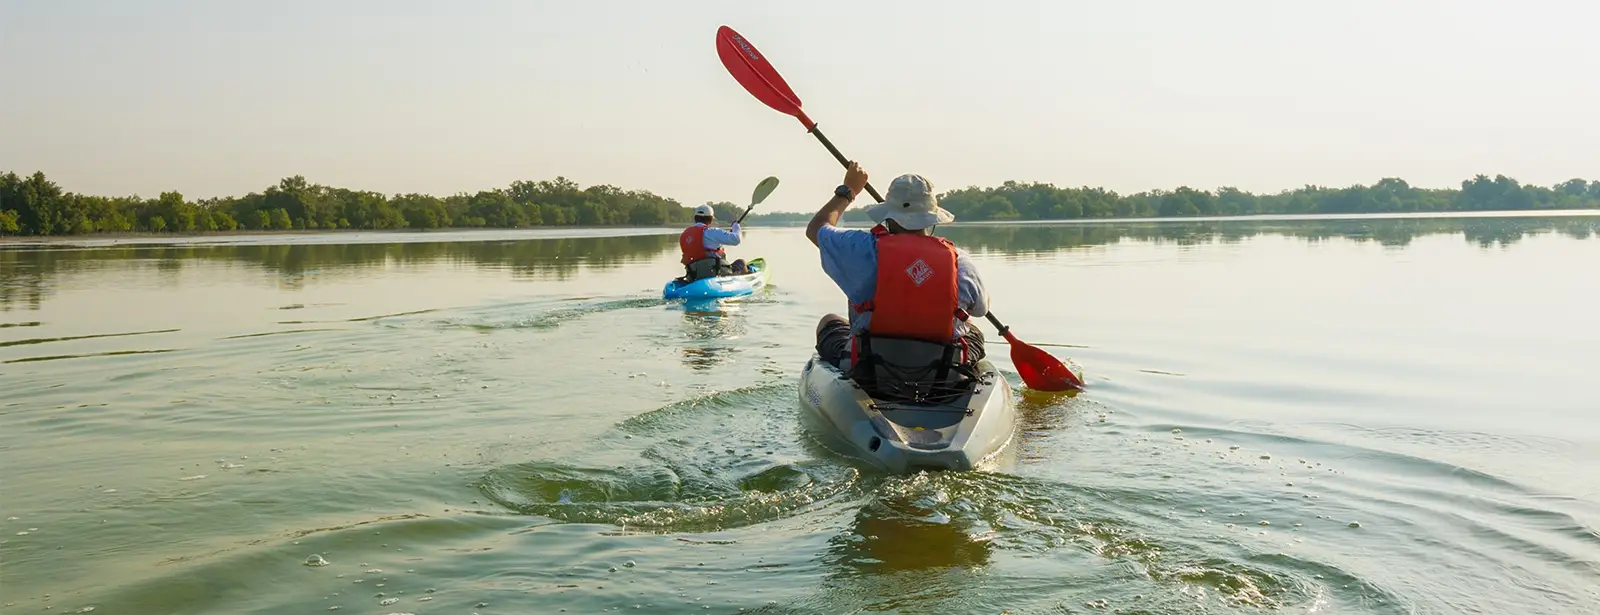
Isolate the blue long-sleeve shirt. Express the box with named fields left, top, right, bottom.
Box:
left=696, top=222, right=741, bottom=251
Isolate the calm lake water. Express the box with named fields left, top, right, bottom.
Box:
left=3, top=214, right=1598, bottom=614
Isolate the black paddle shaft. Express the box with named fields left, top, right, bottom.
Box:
left=984, top=312, right=1011, bottom=337
left=809, top=125, right=884, bottom=202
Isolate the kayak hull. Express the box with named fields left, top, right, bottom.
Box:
left=662, top=257, right=768, bottom=300
left=797, top=353, right=1018, bottom=474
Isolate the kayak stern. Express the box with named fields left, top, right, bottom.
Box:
left=662, top=257, right=768, bottom=300
left=798, top=354, right=1017, bottom=474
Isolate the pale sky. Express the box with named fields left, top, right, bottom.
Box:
left=2, top=0, right=1596, bottom=212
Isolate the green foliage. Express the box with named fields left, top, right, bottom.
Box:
left=269, top=208, right=293, bottom=230
left=196, top=211, right=217, bottom=232
left=70, top=214, right=94, bottom=235
left=0, top=209, right=21, bottom=234
left=921, top=174, right=1600, bottom=222
left=2, top=170, right=1596, bottom=237
left=401, top=194, right=451, bottom=230
left=150, top=191, right=196, bottom=232
left=0, top=171, right=704, bottom=236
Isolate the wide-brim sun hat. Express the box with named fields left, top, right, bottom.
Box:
left=864, top=173, right=956, bottom=230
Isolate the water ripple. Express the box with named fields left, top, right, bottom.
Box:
left=0, top=328, right=180, bottom=348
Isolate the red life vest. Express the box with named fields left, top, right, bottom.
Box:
left=679, top=224, right=724, bottom=264
left=850, top=225, right=967, bottom=347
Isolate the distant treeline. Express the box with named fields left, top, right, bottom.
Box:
left=4, top=170, right=1597, bottom=236
left=928, top=174, right=1600, bottom=219
left=0, top=172, right=700, bottom=236
left=937, top=215, right=1600, bottom=254
left=931, top=175, right=1600, bottom=220
left=739, top=175, right=1600, bottom=223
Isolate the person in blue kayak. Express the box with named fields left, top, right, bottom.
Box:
left=679, top=204, right=748, bottom=281
left=805, top=162, right=989, bottom=387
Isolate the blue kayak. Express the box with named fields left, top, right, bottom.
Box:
left=662, top=258, right=769, bottom=300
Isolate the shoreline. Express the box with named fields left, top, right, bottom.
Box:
left=0, top=226, right=684, bottom=248
left=3, top=208, right=1597, bottom=247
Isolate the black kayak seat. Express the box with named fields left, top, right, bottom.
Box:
left=843, top=335, right=979, bottom=405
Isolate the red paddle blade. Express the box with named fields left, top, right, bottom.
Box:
left=1005, top=333, right=1086, bottom=391
left=716, top=25, right=815, bottom=129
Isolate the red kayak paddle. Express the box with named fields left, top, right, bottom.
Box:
left=715, top=25, right=1086, bottom=392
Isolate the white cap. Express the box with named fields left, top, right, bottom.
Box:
left=694, top=204, right=715, bottom=217
left=865, top=174, right=955, bottom=230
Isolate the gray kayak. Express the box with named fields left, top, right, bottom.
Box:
left=797, top=353, right=1018, bottom=473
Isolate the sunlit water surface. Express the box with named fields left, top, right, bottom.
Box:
left=3, top=214, right=1598, bottom=614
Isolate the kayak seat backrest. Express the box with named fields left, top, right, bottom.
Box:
left=685, top=257, right=730, bottom=281
left=849, top=335, right=978, bottom=405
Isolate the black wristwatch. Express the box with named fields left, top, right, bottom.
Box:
left=834, top=184, right=854, bottom=200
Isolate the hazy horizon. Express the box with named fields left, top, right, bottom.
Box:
left=3, top=1, right=1596, bottom=213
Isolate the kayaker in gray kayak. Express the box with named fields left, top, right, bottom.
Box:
left=679, top=204, right=749, bottom=281
left=806, top=162, right=989, bottom=394
left=798, top=162, right=1014, bottom=473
